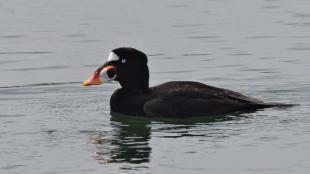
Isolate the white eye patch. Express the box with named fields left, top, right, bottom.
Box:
left=107, top=51, right=120, bottom=62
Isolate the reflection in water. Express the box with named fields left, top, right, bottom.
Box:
left=93, top=113, right=152, bottom=165
left=92, top=113, right=244, bottom=165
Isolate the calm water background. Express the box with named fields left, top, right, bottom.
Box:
left=1, top=0, right=310, bottom=173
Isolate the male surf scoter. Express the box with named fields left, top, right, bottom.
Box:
left=82, top=47, right=291, bottom=118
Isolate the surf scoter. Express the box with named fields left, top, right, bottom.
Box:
left=82, top=47, right=290, bottom=118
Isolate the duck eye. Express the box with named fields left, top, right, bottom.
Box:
left=121, top=59, right=126, bottom=64
left=107, top=68, right=115, bottom=78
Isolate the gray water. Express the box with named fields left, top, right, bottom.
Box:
left=1, top=0, right=310, bottom=173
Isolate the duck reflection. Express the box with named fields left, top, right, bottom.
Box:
left=93, top=113, right=152, bottom=164
left=92, top=111, right=253, bottom=164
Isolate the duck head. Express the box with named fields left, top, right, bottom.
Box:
left=82, top=47, right=149, bottom=90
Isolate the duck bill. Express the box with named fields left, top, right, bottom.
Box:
left=82, top=65, right=116, bottom=86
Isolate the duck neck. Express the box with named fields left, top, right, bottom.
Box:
left=119, top=65, right=150, bottom=92
left=120, top=80, right=149, bottom=92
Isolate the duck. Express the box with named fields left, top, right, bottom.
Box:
left=82, top=47, right=292, bottom=118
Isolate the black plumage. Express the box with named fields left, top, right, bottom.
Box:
left=89, top=47, right=293, bottom=118
left=110, top=81, right=287, bottom=118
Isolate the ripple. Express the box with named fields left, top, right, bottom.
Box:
left=288, top=46, right=310, bottom=51
left=147, top=53, right=165, bottom=57
left=246, top=36, right=277, bottom=39
left=156, top=134, right=206, bottom=138
left=292, top=13, right=310, bottom=18
left=6, top=65, right=68, bottom=71
left=280, top=59, right=301, bottom=64
left=0, top=51, right=53, bottom=55
left=258, top=89, right=297, bottom=94
left=32, top=30, right=55, bottom=33
left=80, top=130, right=101, bottom=134
left=186, top=35, right=220, bottom=39
left=289, top=35, right=310, bottom=38
left=0, top=164, right=25, bottom=170
left=120, top=165, right=149, bottom=171
left=152, top=70, right=195, bottom=74
left=257, top=57, right=274, bottom=60
left=200, top=58, right=215, bottom=61
left=81, top=64, right=101, bottom=68
left=168, top=4, right=189, bottom=8
left=239, top=67, right=278, bottom=73
left=0, top=34, right=23, bottom=39
left=0, top=60, right=22, bottom=65
left=43, top=130, right=57, bottom=134
left=200, top=76, right=235, bottom=81
left=284, top=22, right=310, bottom=26
left=244, top=75, right=280, bottom=81
left=182, top=53, right=210, bottom=56
left=79, top=23, right=89, bottom=26
left=230, top=52, right=253, bottom=56
left=172, top=24, right=204, bottom=28
left=258, top=136, right=279, bottom=142
left=78, top=39, right=103, bottom=43
left=13, top=132, right=39, bottom=135
left=0, top=82, right=81, bottom=89
left=64, top=34, right=86, bottom=37
left=216, top=64, right=244, bottom=68
left=0, top=114, right=25, bottom=117
left=262, top=5, right=279, bottom=9
left=162, top=56, right=176, bottom=59
left=0, top=97, right=36, bottom=100
left=217, top=47, right=234, bottom=50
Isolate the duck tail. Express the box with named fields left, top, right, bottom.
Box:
left=262, top=102, right=298, bottom=108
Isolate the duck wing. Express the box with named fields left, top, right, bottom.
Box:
left=144, top=81, right=268, bottom=117
left=154, top=81, right=266, bottom=104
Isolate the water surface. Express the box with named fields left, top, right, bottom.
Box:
left=1, top=0, right=310, bottom=173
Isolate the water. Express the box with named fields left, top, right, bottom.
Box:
left=1, top=0, right=310, bottom=173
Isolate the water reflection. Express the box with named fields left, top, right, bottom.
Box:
left=93, top=113, right=152, bottom=164
left=92, top=113, right=243, bottom=165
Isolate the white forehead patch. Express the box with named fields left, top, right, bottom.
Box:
left=107, top=52, right=120, bottom=62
